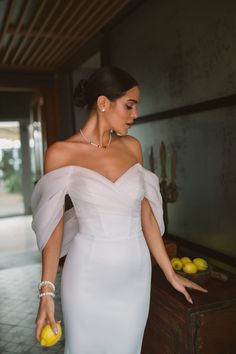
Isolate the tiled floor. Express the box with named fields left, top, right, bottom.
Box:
left=0, top=216, right=65, bottom=353
left=0, top=215, right=36, bottom=253
left=0, top=260, right=65, bottom=353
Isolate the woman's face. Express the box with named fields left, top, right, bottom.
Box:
left=108, top=85, right=140, bottom=135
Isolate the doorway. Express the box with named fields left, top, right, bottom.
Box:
left=0, top=121, right=24, bottom=216
left=0, top=92, right=45, bottom=217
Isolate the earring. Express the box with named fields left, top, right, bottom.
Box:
left=101, top=108, right=105, bottom=112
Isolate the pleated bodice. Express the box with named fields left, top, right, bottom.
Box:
left=31, top=163, right=164, bottom=258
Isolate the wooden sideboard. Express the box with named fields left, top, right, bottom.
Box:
left=141, top=265, right=236, bottom=354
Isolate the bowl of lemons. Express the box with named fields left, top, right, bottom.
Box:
left=171, top=256, right=210, bottom=284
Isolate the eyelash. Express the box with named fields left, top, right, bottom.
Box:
left=126, top=105, right=133, bottom=110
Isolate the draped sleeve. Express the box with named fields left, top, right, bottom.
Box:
left=142, top=168, right=165, bottom=236
left=31, top=166, right=79, bottom=258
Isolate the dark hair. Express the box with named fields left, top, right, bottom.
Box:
left=74, top=66, right=138, bottom=111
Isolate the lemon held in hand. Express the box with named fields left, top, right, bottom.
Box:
left=40, top=321, right=62, bottom=347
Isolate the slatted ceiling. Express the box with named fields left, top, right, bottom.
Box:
left=42, top=0, right=110, bottom=68
left=3, top=0, right=32, bottom=63
left=31, top=0, right=90, bottom=67
left=11, top=0, right=47, bottom=64
left=0, top=0, right=131, bottom=71
left=26, top=0, right=76, bottom=66
left=18, top=1, right=62, bottom=66
left=53, top=0, right=130, bottom=68
left=0, top=0, right=15, bottom=52
left=1, top=0, right=15, bottom=39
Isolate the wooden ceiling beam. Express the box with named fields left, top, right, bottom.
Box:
left=3, top=0, right=32, bottom=64
left=32, top=0, right=89, bottom=66
left=18, top=0, right=62, bottom=65
left=42, top=0, right=109, bottom=68
left=27, top=0, right=76, bottom=66
left=0, top=63, right=52, bottom=72
left=53, top=0, right=129, bottom=69
left=11, top=0, right=47, bottom=64
left=6, top=26, right=81, bottom=41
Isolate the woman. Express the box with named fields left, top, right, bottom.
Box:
left=32, top=66, right=207, bottom=353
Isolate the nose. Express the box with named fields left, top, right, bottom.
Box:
left=131, top=106, right=138, bottom=119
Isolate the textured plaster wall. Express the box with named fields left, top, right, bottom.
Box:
left=110, top=0, right=236, bottom=115
left=109, top=0, right=236, bottom=257
left=130, top=108, right=236, bottom=257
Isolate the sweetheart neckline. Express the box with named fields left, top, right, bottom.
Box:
left=70, top=162, right=141, bottom=184
left=39, top=162, right=142, bottom=185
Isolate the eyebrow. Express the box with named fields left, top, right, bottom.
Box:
left=127, top=99, right=139, bottom=104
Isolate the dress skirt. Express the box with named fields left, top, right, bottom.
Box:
left=60, top=231, right=152, bottom=354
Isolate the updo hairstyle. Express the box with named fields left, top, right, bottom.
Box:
left=74, top=66, right=138, bottom=111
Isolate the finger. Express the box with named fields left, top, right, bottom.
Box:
left=182, top=288, right=193, bottom=304
left=48, top=313, right=58, bottom=335
left=188, top=281, right=208, bottom=293
left=35, top=319, right=45, bottom=342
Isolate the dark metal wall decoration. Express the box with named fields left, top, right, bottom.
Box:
left=149, top=142, right=178, bottom=235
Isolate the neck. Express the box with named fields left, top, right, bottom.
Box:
left=80, top=112, right=112, bottom=146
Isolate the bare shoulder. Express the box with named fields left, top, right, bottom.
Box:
left=43, top=141, right=71, bottom=174
left=120, top=134, right=144, bottom=165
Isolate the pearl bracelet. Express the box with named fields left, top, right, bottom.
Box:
left=38, top=280, right=55, bottom=292
left=38, top=291, right=55, bottom=299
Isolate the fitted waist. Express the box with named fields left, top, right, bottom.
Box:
left=76, top=214, right=143, bottom=239
left=75, top=228, right=144, bottom=242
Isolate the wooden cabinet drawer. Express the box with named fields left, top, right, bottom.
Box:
left=142, top=266, right=236, bottom=354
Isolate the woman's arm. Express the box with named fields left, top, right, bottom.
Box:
left=40, top=142, right=67, bottom=285
left=141, top=201, right=208, bottom=303
left=130, top=136, right=208, bottom=304
left=40, top=216, right=64, bottom=290
left=35, top=218, right=64, bottom=341
left=141, top=198, right=174, bottom=280
left=35, top=142, right=67, bottom=341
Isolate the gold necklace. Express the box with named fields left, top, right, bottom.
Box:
left=79, top=129, right=112, bottom=149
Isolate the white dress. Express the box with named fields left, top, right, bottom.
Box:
left=31, top=162, right=164, bottom=354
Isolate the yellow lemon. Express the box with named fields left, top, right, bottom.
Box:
left=183, top=262, right=198, bottom=274
left=40, top=322, right=62, bottom=347
left=171, top=258, right=182, bottom=271
left=180, top=257, right=192, bottom=265
left=193, top=258, right=208, bottom=271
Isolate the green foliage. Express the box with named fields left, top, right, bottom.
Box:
left=3, top=171, right=22, bottom=193
left=0, top=149, right=22, bottom=193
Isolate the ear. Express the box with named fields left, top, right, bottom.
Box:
left=97, top=95, right=110, bottom=112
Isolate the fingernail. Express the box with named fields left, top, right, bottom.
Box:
left=189, top=299, right=193, bottom=304
left=54, top=327, right=58, bottom=334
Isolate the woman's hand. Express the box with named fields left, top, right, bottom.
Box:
left=167, top=272, right=208, bottom=304
left=35, top=296, right=58, bottom=342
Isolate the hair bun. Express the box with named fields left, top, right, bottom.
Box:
left=74, top=79, right=88, bottom=108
